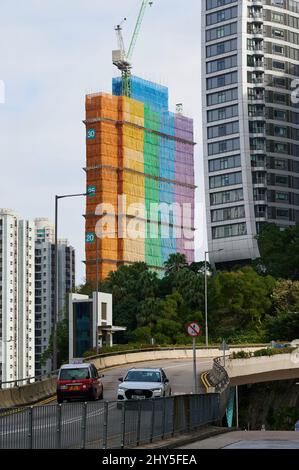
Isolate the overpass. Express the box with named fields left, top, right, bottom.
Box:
left=205, top=347, right=299, bottom=392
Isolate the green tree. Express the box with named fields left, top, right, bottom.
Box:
left=209, top=266, right=275, bottom=341
left=41, top=318, right=69, bottom=369
left=264, top=279, right=299, bottom=341
left=164, top=253, right=188, bottom=276
left=256, top=223, right=299, bottom=280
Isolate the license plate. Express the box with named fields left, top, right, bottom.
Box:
left=132, top=395, right=145, bottom=400
left=69, top=386, right=80, bottom=391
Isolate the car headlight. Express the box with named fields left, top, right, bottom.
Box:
left=152, top=388, right=163, bottom=396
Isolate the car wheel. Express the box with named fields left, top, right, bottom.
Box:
left=57, top=397, right=63, bottom=404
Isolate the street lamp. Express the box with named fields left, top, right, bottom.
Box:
left=204, top=248, right=223, bottom=348
left=53, top=192, right=86, bottom=371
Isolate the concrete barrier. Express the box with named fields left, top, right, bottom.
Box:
left=0, top=377, right=56, bottom=409
left=0, top=345, right=269, bottom=409
left=227, top=351, right=299, bottom=385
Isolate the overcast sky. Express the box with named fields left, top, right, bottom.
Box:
left=0, top=0, right=206, bottom=284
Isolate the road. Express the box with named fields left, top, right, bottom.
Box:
left=0, top=358, right=213, bottom=449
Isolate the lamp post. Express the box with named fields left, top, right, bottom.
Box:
left=53, top=192, right=86, bottom=371
left=204, top=248, right=223, bottom=348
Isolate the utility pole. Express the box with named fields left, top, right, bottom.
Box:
left=53, top=192, right=86, bottom=371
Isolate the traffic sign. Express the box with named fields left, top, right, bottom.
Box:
left=187, top=322, right=201, bottom=337
left=219, top=340, right=230, bottom=351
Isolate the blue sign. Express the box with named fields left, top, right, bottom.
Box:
left=87, top=129, right=96, bottom=140
left=85, top=232, right=95, bottom=243
left=87, top=185, right=96, bottom=196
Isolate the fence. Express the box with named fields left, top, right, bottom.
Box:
left=207, top=357, right=230, bottom=393
left=0, top=394, right=220, bottom=449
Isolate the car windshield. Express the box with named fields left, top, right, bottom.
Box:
left=124, top=371, right=161, bottom=383
left=59, top=368, right=90, bottom=380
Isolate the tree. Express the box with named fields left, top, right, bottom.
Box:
left=256, top=223, right=299, bottom=280
left=164, top=253, right=188, bottom=276
left=100, top=263, right=160, bottom=340
left=264, top=279, right=299, bottom=341
left=41, top=318, right=69, bottom=369
left=209, top=266, right=275, bottom=341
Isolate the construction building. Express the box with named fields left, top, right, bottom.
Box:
left=84, top=76, right=195, bottom=281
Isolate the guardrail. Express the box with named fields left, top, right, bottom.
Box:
left=206, top=357, right=230, bottom=394
left=0, top=394, right=220, bottom=449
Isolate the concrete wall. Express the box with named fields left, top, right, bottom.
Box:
left=0, top=377, right=56, bottom=409
left=227, top=350, right=299, bottom=385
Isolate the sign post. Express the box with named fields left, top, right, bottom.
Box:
left=187, top=322, right=201, bottom=394
left=219, top=339, right=230, bottom=367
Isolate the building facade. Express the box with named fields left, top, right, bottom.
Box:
left=202, top=0, right=299, bottom=267
left=34, top=219, right=75, bottom=376
left=85, top=76, right=195, bottom=281
left=0, top=209, right=35, bottom=386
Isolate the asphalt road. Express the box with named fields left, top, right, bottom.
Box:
left=0, top=358, right=213, bottom=449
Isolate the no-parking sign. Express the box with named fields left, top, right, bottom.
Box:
left=187, top=322, right=201, bottom=337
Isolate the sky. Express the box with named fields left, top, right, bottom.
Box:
left=0, top=0, right=206, bottom=284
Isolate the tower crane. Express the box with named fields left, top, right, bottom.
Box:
left=112, top=1, right=154, bottom=97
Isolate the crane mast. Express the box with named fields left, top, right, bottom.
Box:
left=112, top=1, right=154, bottom=97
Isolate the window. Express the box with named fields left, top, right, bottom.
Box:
left=212, top=223, right=247, bottom=239
left=210, top=188, right=244, bottom=205
left=207, top=87, right=238, bottom=106
left=272, top=13, right=284, bottom=23
left=206, top=0, right=237, bottom=10
left=209, top=154, right=241, bottom=172
left=206, top=6, right=238, bottom=26
left=272, top=28, right=284, bottom=38
left=276, top=192, right=288, bottom=201
left=207, top=104, right=238, bottom=122
left=274, top=126, right=287, bottom=137
left=273, top=44, right=284, bottom=55
left=273, top=60, right=285, bottom=70
left=208, top=137, right=240, bottom=156
left=209, top=171, right=242, bottom=188
left=206, top=38, right=237, bottom=58
left=207, top=120, right=239, bottom=139
left=206, top=22, right=237, bottom=42
left=211, top=205, right=245, bottom=222
left=101, top=302, right=107, bottom=321
left=206, top=54, right=237, bottom=74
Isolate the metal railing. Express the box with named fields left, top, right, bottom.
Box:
left=207, top=357, right=230, bottom=394
left=0, top=394, right=220, bottom=449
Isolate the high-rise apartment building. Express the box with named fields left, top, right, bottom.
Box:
left=84, top=76, right=195, bottom=281
left=202, top=0, right=299, bottom=267
left=0, top=209, right=35, bottom=386
left=34, top=219, right=75, bottom=375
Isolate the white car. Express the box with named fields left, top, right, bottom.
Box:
left=117, top=367, right=172, bottom=401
